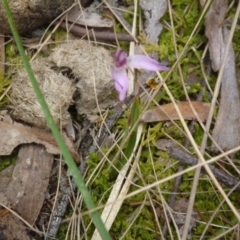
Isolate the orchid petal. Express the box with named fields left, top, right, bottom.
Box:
left=127, top=55, right=170, bottom=71
left=114, top=49, right=128, bottom=68
left=111, top=67, right=129, bottom=101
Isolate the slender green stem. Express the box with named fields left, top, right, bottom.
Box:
left=3, top=1, right=111, bottom=239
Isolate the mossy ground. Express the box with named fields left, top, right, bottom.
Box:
left=2, top=0, right=240, bottom=239
left=75, top=1, right=240, bottom=239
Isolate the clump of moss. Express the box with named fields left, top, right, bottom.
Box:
left=0, top=155, right=17, bottom=172
left=0, top=72, right=10, bottom=106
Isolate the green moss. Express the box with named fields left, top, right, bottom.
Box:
left=0, top=72, right=11, bottom=106
left=0, top=155, right=17, bottom=172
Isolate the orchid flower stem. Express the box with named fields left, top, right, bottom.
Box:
left=3, top=1, right=111, bottom=239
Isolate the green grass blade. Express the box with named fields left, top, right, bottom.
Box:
left=116, top=97, right=140, bottom=170
left=2, top=1, right=111, bottom=239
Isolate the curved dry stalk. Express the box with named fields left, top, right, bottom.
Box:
left=91, top=124, right=143, bottom=240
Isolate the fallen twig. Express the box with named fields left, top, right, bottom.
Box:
left=156, top=139, right=240, bottom=192
left=59, top=22, right=135, bottom=42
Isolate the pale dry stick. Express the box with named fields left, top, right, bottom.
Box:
left=128, top=0, right=138, bottom=96
left=91, top=124, right=143, bottom=240
left=146, top=137, right=180, bottom=240
left=104, top=125, right=143, bottom=224
left=0, top=84, right=11, bottom=102
left=146, top=138, right=168, bottom=239
left=181, top=2, right=240, bottom=239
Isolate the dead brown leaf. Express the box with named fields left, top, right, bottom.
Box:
left=0, top=120, right=80, bottom=162
left=141, top=101, right=210, bottom=123
left=6, top=145, right=53, bottom=225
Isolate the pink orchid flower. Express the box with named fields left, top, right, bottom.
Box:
left=111, top=48, right=170, bottom=101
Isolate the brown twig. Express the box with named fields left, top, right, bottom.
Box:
left=157, top=139, right=240, bottom=192
left=58, top=22, right=135, bottom=42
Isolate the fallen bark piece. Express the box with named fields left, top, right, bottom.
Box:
left=211, top=27, right=240, bottom=151
left=0, top=120, right=80, bottom=162
left=141, top=101, right=210, bottom=123
left=140, top=0, right=167, bottom=44
left=205, top=0, right=228, bottom=71
left=6, top=145, right=53, bottom=225
left=204, top=0, right=240, bottom=151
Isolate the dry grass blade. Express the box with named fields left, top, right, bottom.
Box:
left=92, top=124, right=143, bottom=240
